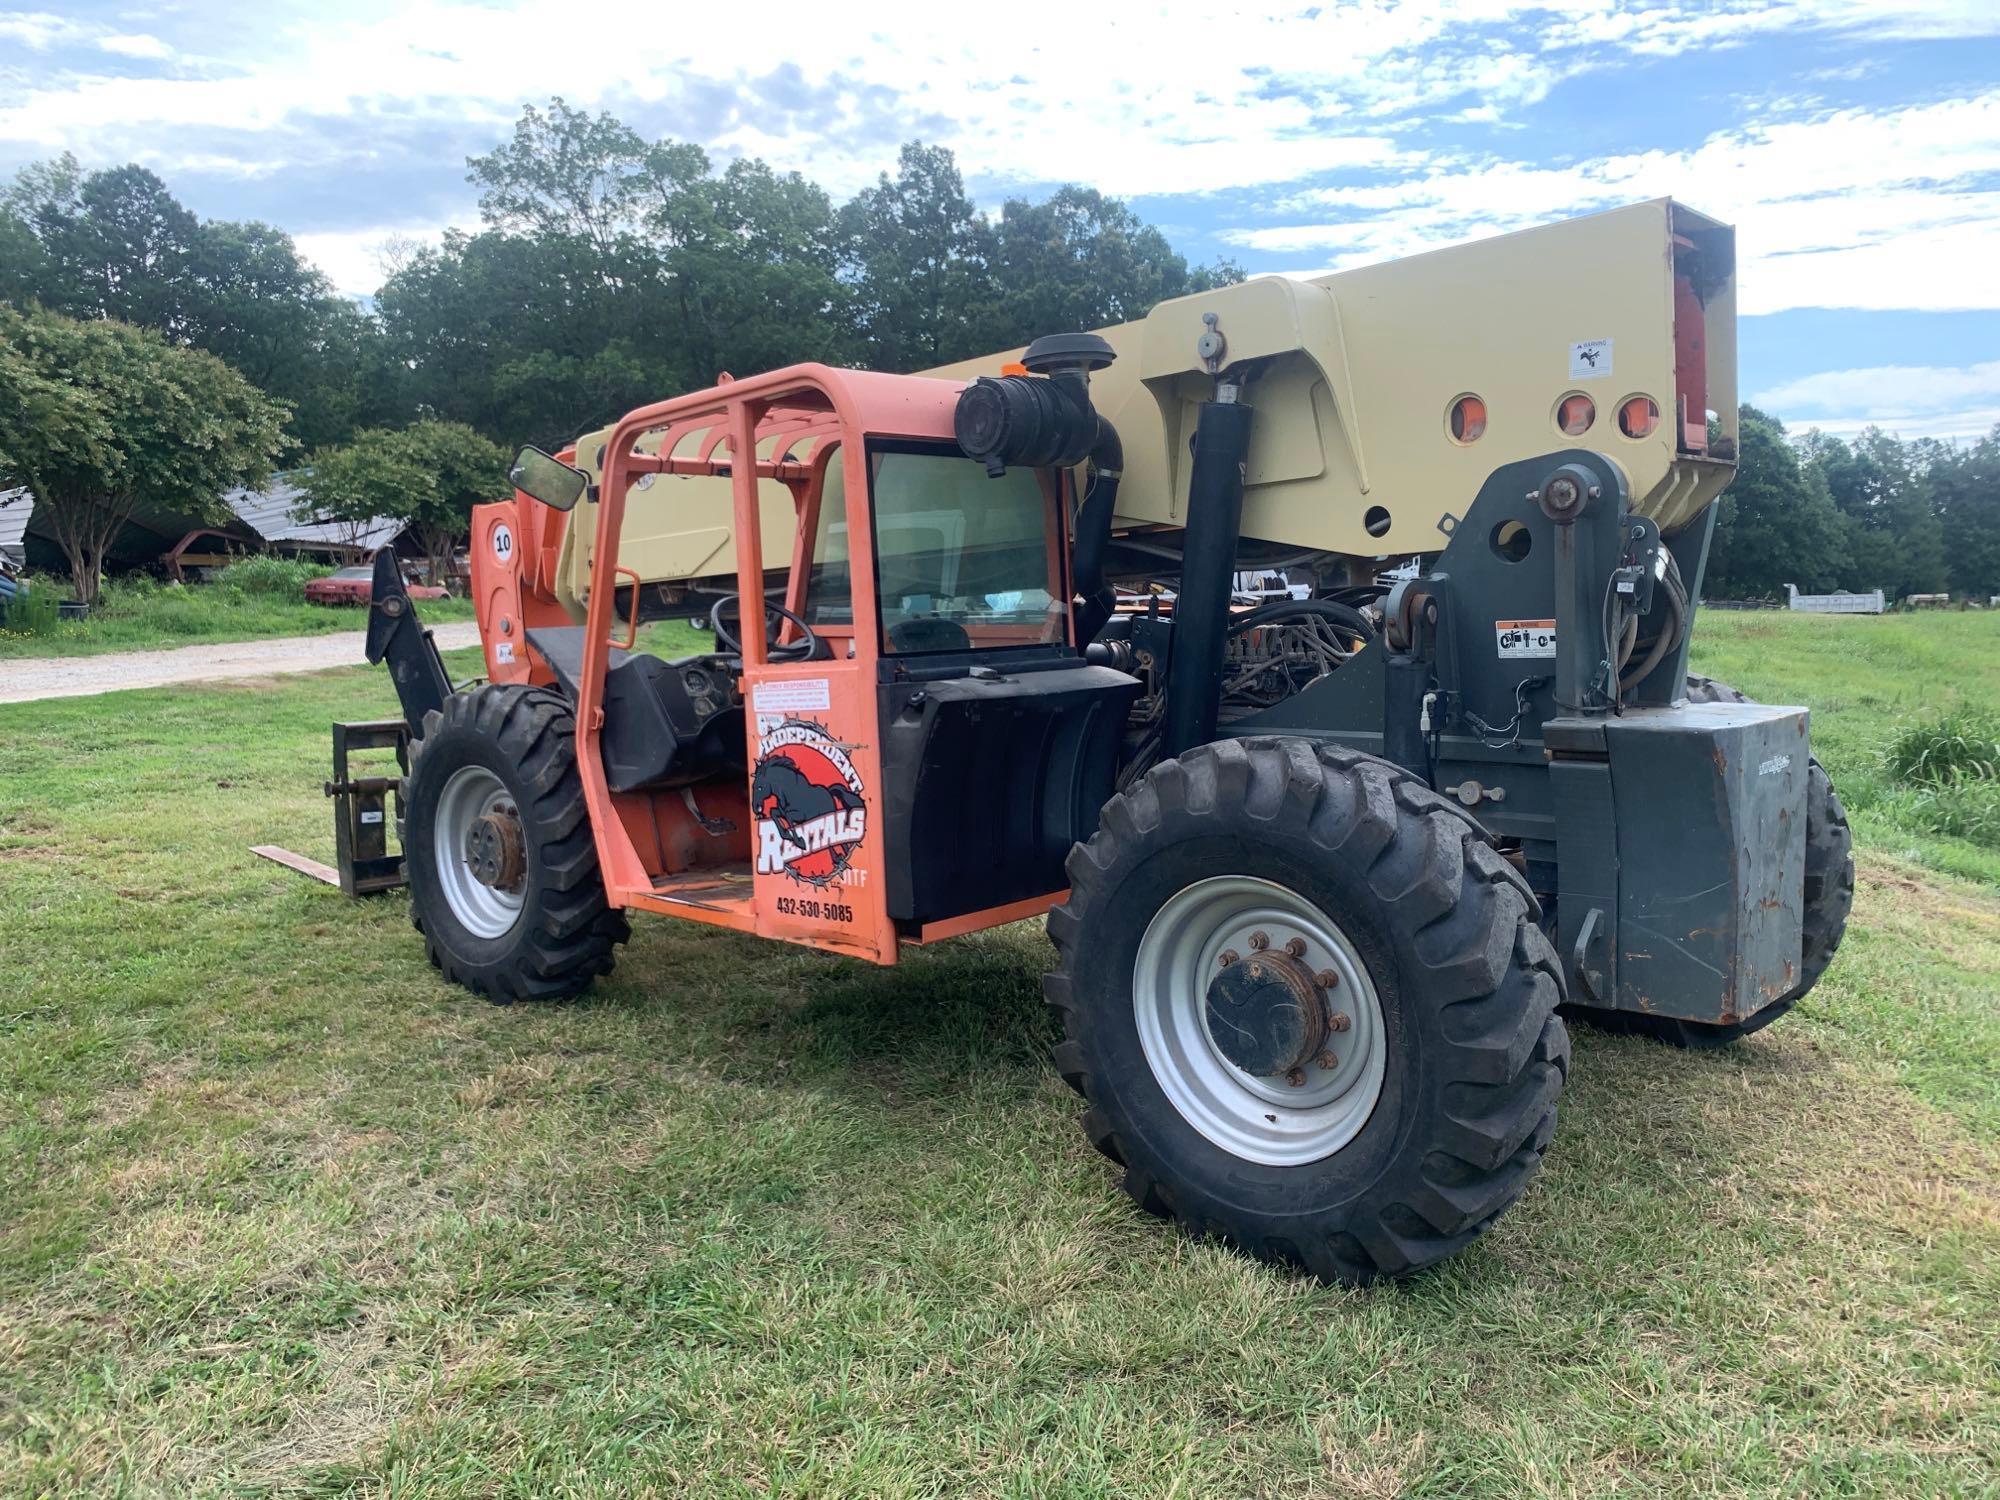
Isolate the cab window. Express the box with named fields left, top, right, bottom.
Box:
left=865, top=442, right=1065, bottom=655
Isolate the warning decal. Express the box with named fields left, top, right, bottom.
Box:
left=752, top=677, right=832, bottom=716
left=1496, top=619, right=1557, bottom=659
left=1569, top=338, right=1613, bottom=379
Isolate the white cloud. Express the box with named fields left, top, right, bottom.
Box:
left=0, top=11, right=83, bottom=49
left=1226, top=92, right=2000, bottom=313
left=5, top=0, right=2000, bottom=318
left=6, top=0, right=1992, bottom=206
left=1754, top=360, right=2000, bottom=441
left=97, top=33, right=173, bottom=60
left=293, top=222, right=465, bottom=296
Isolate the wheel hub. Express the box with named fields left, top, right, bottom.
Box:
left=464, top=808, right=525, bottom=891
left=1133, top=876, right=1385, bottom=1167
left=1205, top=948, right=1329, bottom=1078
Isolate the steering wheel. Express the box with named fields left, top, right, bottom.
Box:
left=709, top=594, right=821, bottom=662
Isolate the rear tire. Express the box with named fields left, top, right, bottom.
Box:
left=1570, top=675, right=1853, bottom=1048
left=1045, top=738, right=1569, bottom=1284
left=404, top=685, right=628, bottom=1002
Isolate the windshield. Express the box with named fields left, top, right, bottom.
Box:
left=865, top=442, right=1065, bottom=654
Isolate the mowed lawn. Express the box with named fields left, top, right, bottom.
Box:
left=1, top=613, right=1997, bottom=1497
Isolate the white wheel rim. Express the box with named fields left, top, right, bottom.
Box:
left=1133, top=875, right=1387, bottom=1167
left=432, top=765, right=525, bottom=940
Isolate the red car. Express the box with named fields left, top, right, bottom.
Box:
left=304, top=564, right=450, bottom=607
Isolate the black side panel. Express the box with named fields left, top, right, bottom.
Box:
left=877, top=665, right=1141, bottom=924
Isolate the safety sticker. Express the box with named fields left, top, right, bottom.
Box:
left=752, top=677, right=832, bottom=714
left=1496, top=619, right=1557, bottom=658
left=494, top=640, right=514, bottom=665
left=1569, top=338, right=1613, bottom=379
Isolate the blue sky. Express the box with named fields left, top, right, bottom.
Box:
left=3, top=1, right=1998, bottom=439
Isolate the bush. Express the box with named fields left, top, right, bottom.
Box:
left=213, top=556, right=333, bottom=596
left=1901, top=781, right=2000, bottom=849
left=0, top=583, right=60, bottom=637
left=1884, top=706, right=2000, bottom=789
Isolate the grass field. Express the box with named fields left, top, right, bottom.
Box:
left=0, top=575, right=478, bottom=660
left=1, top=612, right=1996, bottom=1496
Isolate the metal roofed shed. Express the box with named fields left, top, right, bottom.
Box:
left=0, top=487, right=27, bottom=568
left=0, top=477, right=405, bottom=581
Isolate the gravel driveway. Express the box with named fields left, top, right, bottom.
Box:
left=0, top=622, right=484, bottom=705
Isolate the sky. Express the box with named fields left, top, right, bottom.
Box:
left=3, top=1, right=1998, bottom=442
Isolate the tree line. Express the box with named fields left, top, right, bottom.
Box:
left=1, top=97, right=1995, bottom=603
left=1709, top=408, right=2000, bottom=603
left=0, top=101, right=1238, bottom=599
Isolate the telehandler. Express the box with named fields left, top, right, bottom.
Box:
left=363, top=199, right=1850, bottom=1281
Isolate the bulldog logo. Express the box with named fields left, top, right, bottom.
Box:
left=752, top=718, right=866, bottom=886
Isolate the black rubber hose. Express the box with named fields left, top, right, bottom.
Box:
left=1619, top=552, right=1689, bottom=692
left=1226, top=596, right=1376, bottom=641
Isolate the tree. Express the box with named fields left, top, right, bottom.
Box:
left=301, top=420, right=510, bottom=584
left=1800, top=425, right=1946, bottom=598
left=973, top=185, right=1243, bottom=350
left=659, top=157, right=849, bottom=382
left=838, top=143, right=989, bottom=369
left=1933, top=425, right=2000, bottom=600
left=2, top=157, right=394, bottom=454
left=0, top=306, right=285, bottom=602
left=1706, top=405, right=1848, bottom=599
left=35, top=164, right=199, bottom=332
left=467, top=98, right=705, bottom=257
left=376, top=227, right=678, bottom=448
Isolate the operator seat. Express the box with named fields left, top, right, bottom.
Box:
left=525, top=625, right=745, bottom=793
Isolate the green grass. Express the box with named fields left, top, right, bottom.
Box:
left=0, top=573, right=477, bottom=660
left=1, top=617, right=1997, bottom=1495
left=1691, top=609, right=2000, bottom=884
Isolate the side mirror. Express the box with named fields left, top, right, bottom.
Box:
left=510, top=446, right=588, bottom=512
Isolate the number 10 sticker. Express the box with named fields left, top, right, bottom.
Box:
left=492, top=522, right=514, bottom=563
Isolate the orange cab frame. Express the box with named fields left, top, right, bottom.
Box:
left=549, top=364, right=1076, bottom=965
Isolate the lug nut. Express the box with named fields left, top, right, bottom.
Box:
left=1284, top=936, right=1307, bottom=958
left=1315, top=1051, right=1339, bottom=1070
left=1328, top=1012, right=1352, bottom=1033
left=1218, top=949, right=1239, bottom=968
left=1317, top=970, right=1339, bottom=989
left=1285, top=1067, right=1307, bottom=1088
left=1248, top=931, right=1269, bottom=951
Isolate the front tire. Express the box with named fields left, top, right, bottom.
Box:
left=1045, top=738, right=1569, bottom=1284
left=404, top=685, right=628, bottom=1002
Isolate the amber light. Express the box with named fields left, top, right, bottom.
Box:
left=1557, top=393, right=1595, bottom=436
left=1619, top=395, right=1661, bottom=439
left=1449, top=394, right=1487, bottom=444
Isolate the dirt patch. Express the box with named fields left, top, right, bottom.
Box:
left=0, top=622, right=481, bottom=704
